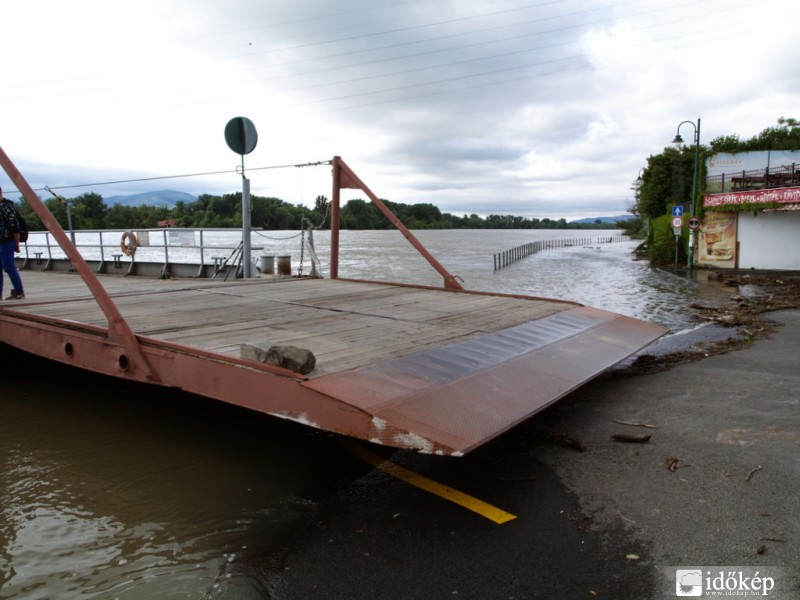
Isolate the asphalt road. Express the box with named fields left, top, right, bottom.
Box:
left=267, top=310, right=800, bottom=599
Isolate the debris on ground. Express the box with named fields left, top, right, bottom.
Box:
left=745, top=465, right=763, bottom=482
left=565, top=512, right=591, bottom=532
left=612, top=433, right=652, bottom=443
left=613, top=419, right=657, bottom=429
left=625, top=272, right=800, bottom=375
left=666, top=456, right=682, bottom=472
left=552, top=433, right=587, bottom=452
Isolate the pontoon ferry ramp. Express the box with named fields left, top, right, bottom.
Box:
left=0, top=150, right=666, bottom=456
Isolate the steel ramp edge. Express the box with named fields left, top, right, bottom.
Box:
left=303, top=306, right=667, bottom=456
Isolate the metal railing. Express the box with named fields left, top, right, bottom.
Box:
left=493, top=235, right=630, bottom=271
left=19, top=228, right=267, bottom=278
left=706, top=163, right=800, bottom=194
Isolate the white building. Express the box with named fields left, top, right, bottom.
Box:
left=699, top=151, right=800, bottom=270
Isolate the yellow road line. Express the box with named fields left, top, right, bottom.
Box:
left=347, top=443, right=517, bottom=525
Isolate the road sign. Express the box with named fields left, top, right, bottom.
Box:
left=224, top=116, right=258, bottom=156
left=672, top=216, right=683, bottom=228
left=688, top=216, right=700, bottom=230
left=672, top=205, right=684, bottom=217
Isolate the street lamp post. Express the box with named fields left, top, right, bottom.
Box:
left=672, top=118, right=701, bottom=269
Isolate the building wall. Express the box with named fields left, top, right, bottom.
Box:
left=737, top=210, right=800, bottom=269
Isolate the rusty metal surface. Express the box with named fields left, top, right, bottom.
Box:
left=0, top=305, right=465, bottom=455
left=1, top=287, right=665, bottom=457
left=0, top=146, right=160, bottom=382
left=305, top=307, right=666, bottom=454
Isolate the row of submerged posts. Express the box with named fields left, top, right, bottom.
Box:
left=493, top=235, right=630, bottom=271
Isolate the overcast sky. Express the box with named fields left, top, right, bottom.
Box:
left=2, top=0, right=799, bottom=219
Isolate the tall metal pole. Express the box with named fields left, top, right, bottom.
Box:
left=673, top=118, right=701, bottom=270
left=688, top=118, right=701, bottom=270
left=241, top=158, right=252, bottom=278
left=224, top=116, right=257, bottom=278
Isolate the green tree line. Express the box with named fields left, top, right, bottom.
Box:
left=16, top=191, right=620, bottom=232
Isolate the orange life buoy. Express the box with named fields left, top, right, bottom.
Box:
left=120, top=231, right=138, bottom=256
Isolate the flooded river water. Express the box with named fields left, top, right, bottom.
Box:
left=1, top=229, right=736, bottom=598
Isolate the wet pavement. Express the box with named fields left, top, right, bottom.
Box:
left=267, top=444, right=651, bottom=599
left=268, top=310, right=800, bottom=599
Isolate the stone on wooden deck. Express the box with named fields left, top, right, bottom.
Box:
left=241, top=342, right=316, bottom=374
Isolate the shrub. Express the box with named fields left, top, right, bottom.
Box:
left=648, top=214, right=687, bottom=266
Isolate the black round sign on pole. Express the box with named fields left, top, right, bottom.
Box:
left=224, top=117, right=258, bottom=155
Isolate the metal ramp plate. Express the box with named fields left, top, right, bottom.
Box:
left=304, top=306, right=666, bottom=455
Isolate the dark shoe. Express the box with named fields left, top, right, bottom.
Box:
left=6, top=290, right=24, bottom=300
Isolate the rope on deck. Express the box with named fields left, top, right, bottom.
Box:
left=493, top=235, right=631, bottom=271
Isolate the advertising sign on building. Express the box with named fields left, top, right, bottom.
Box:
left=704, top=186, right=800, bottom=208
left=697, top=212, right=737, bottom=268
left=707, top=150, right=800, bottom=178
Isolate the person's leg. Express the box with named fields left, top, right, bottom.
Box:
left=0, top=242, right=6, bottom=298
left=0, top=241, right=23, bottom=297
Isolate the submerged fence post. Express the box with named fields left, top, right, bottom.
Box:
left=493, top=235, right=632, bottom=271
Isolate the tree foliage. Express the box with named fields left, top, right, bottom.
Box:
left=636, top=146, right=705, bottom=221
left=709, top=116, right=800, bottom=153
left=14, top=192, right=618, bottom=232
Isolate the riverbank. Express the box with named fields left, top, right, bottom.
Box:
left=620, top=269, right=800, bottom=375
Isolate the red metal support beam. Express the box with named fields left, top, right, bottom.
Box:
left=0, top=146, right=161, bottom=383
left=330, top=157, right=341, bottom=280
left=330, top=156, right=464, bottom=290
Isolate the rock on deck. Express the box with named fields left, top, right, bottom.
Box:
left=0, top=271, right=666, bottom=455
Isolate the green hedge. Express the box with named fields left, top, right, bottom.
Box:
left=648, top=214, right=687, bottom=266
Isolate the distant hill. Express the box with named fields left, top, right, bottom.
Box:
left=569, top=214, right=632, bottom=225
left=105, top=190, right=196, bottom=208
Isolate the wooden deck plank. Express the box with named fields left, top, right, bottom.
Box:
left=9, top=271, right=576, bottom=377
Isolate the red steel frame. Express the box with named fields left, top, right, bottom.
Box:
left=0, top=151, right=461, bottom=382
left=0, top=149, right=470, bottom=453
left=329, top=156, right=464, bottom=290
left=0, top=148, right=666, bottom=455
left=0, top=147, right=162, bottom=383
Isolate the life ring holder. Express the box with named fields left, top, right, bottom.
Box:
left=120, top=231, right=138, bottom=257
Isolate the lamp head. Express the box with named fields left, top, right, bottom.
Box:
left=672, top=133, right=684, bottom=146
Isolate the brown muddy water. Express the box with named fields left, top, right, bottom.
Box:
left=0, top=354, right=366, bottom=599
left=1, top=230, right=738, bottom=598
